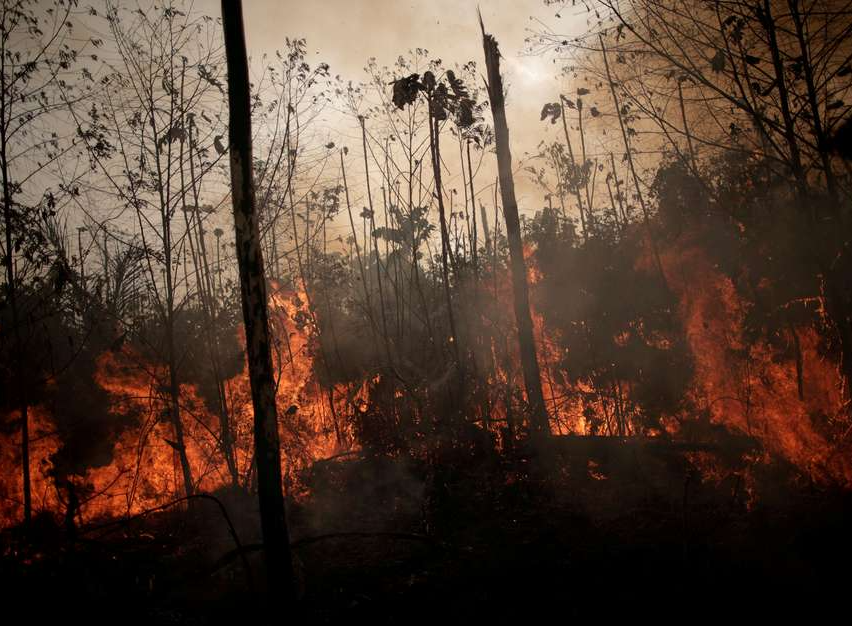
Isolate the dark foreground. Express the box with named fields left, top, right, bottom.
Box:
left=3, top=437, right=851, bottom=624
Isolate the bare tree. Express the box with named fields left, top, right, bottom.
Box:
left=0, top=0, right=97, bottom=526
left=71, top=1, right=233, bottom=499
left=531, top=0, right=852, bottom=398
left=481, top=19, right=550, bottom=436
left=221, top=0, right=296, bottom=603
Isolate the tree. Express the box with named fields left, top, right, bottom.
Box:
left=480, top=20, right=550, bottom=436
left=220, top=0, right=296, bottom=603
left=389, top=63, right=479, bottom=364
left=531, top=0, right=852, bottom=401
left=0, top=0, right=97, bottom=526
left=72, top=1, right=234, bottom=498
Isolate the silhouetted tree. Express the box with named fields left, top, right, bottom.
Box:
left=221, top=0, right=296, bottom=604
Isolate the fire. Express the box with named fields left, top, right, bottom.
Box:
left=660, top=237, right=852, bottom=486
left=3, top=233, right=850, bottom=530
left=480, top=243, right=647, bottom=439
left=0, top=283, right=355, bottom=528
left=80, top=347, right=229, bottom=519
left=0, top=406, right=62, bottom=526
left=499, top=236, right=850, bottom=488
left=527, top=244, right=593, bottom=435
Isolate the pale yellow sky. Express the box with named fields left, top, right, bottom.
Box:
left=198, top=0, right=586, bottom=210
left=61, top=0, right=591, bottom=254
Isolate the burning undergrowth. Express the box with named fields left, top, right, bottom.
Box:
left=1, top=282, right=363, bottom=527
left=2, top=211, right=851, bottom=530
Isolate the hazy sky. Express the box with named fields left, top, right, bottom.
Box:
left=62, top=0, right=592, bottom=246
left=201, top=0, right=587, bottom=209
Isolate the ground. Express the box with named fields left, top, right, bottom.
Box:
left=3, top=438, right=851, bottom=624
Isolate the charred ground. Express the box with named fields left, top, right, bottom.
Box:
left=4, top=440, right=851, bottom=624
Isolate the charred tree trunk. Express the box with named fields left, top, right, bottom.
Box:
left=166, top=330, right=195, bottom=498
left=788, top=320, right=804, bottom=402
left=788, top=0, right=836, bottom=201
left=677, top=80, right=697, bottom=174
left=466, top=141, right=479, bottom=275
left=0, top=99, right=30, bottom=526
left=221, top=0, right=296, bottom=603
left=146, top=36, right=194, bottom=502
left=480, top=200, right=492, bottom=254
left=558, top=99, right=588, bottom=241
left=427, top=108, right=460, bottom=362
left=759, top=0, right=807, bottom=199
left=158, top=162, right=194, bottom=500
left=576, top=98, right=595, bottom=233
left=361, top=116, right=393, bottom=362
left=600, top=33, right=667, bottom=286
left=481, top=22, right=549, bottom=436
left=181, top=68, right=238, bottom=488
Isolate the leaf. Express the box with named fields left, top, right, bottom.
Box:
left=590, top=107, right=600, bottom=117
left=456, top=98, right=476, bottom=128
left=577, top=87, right=590, bottom=96
left=828, top=117, right=852, bottom=159
left=422, top=70, right=436, bottom=92
left=788, top=59, right=803, bottom=79
left=744, top=55, right=761, bottom=66
left=446, top=70, right=469, bottom=99
left=430, top=95, right=448, bottom=121
left=391, top=73, right=421, bottom=110
left=711, top=49, right=726, bottom=73
left=373, top=226, right=405, bottom=244
left=197, top=64, right=224, bottom=93
left=759, top=80, right=777, bottom=97
left=166, top=125, right=186, bottom=143
left=827, top=100, right=845, bottom=110
left=540, top=102, right=562, bottom=124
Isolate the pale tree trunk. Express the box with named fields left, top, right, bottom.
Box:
left=221, top=0, right=296, bottom=603
left=481, top=22, right=549, bottom=436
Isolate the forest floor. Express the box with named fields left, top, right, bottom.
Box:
left=3, top=436, right=851, bottom=624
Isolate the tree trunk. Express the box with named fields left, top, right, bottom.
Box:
left=559, top=99, right=588, bottom=241
left=466, top=141, right=479, bottom=276
left=1, top=115, right=30, bottom=527
left=221, top=0, right=296, bottom=603
left=760, top=0, right=807, bottom=199
left=480, top=22, right=549, bottom=435
left=600, top=33, right=667, bottom=286
left=788, top=0, right=837, bottom=201
left=427, top=110, right=460, bottom=362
